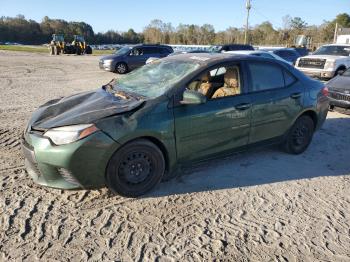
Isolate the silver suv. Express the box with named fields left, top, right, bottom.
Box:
left=99, top=44, right=173, bottom=74
left=295, top=44, right=350, bottom=79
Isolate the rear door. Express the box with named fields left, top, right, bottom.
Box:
left=173, top=63, right=252, bottom=162
left=246, top=61, right=304, bottom=143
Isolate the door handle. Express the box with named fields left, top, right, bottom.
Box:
left=290, top=92, right=302, bottom=99
left=235, top=103, right=251, bottom=110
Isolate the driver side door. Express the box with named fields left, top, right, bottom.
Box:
left=173, top=63, right=252, bottom=162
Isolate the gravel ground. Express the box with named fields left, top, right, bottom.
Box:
left=0, top=50, right=350, bottom=261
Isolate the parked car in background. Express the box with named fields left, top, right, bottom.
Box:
left=260, top=48, right=301, bottom=65
left=99, top=44, right=173, bottom=74
left=292, top=47, right=309, bottom=57
left=22, top=53, right=329, bottom=197
left=212, top=44, right=254, bottom=52
left=327, top=67, right=350, bottom=109
left=295, top=44, right=350, bottom=79
left=226, top=50, right=292, bottom=65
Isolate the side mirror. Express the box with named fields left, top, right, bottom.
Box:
left=180, top=90, right=207, bottom=105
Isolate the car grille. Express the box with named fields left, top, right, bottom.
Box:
left=298, top=58, right=326, bottom=69
left=330, top=92, right=350, bottom=102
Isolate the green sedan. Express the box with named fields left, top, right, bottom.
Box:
left=22, top=53, right=329, bottom=197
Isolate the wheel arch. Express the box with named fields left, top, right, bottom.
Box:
left=295, top=109, right=318, bottom=129
left=113, top=136, right=170, bottom=174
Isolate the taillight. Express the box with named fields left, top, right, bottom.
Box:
left=322, top=86, right=329, bottom=96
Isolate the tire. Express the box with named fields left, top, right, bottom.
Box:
left=106, top=139, right=165, bottom=197
left=85, top=46, right=92, bottom=54
left=282, top=115, right=315, bottom=154
left=115, top=62, right=128, bottom=74
left=76, top=46, right=82, bottom=55
left=49, top=46, right=54, bottom=55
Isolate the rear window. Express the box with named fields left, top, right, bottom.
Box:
left=143, top=47, right=159, bottom=54
left=283, top=70, right=297, bottom=86
left=160, top=47, right=171, bottom=54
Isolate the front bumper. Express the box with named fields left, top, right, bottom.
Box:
left=22, top=131, right=120, bottom=189
left=329, top=97, right=350, bottom=109
left=296, top=67, right=335, bottom=79
left=99, top=61, right=114, bottom=72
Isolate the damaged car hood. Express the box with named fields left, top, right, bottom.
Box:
left=29, top=87, right=145, bottom=130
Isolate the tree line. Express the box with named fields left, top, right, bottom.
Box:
left=0, top=13, right=349, bottom=46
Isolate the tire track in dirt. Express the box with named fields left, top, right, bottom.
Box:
left=0, top=128, right=22, bottom=152
left=4, top=198, right=26, bottom=237
left=37, top=200, right=55, bottom=242
left=20, top=197, right=42, bottom=240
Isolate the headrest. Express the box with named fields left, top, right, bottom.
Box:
left=224, top=68, right=239, bottom=88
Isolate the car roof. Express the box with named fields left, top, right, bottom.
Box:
left=162, top=52, right=240, bottom=63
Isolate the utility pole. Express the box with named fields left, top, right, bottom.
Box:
left=244, top=0, right=251, bottom=44
left=333, top=22, right=338, bottom=43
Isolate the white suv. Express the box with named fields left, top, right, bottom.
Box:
left=295, top=44, right=350, bottom=79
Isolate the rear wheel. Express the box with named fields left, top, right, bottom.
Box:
left=115, top=62, right=128, bottom=74
left=76, top=46, right=82, bottom=55
left=282, top=115, right=315, bottom=154
left=106, top=139, right=165, bottom=197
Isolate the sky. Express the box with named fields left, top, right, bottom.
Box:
left=0, top=0, right=348, bottom=33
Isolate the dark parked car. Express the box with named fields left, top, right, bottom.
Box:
left=292, top=47, right=309, bottom=57
left=261, top=48, right=301, bottom=65
left=99, top=44, right=173, bottom=74
left=23, top=53, right=329, bottom=197
left=213, top=44, right=254, bottom=52
left=327, top=67, right=350, bottom=109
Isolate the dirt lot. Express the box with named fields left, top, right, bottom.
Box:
left=0, top=50, right=350, bottom=261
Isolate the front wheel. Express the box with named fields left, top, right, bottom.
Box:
left=106, top=139, right=165, bottom=197
left=282, top=115, right=315, bottom=154
left=115, top=62, right=128, bottom=74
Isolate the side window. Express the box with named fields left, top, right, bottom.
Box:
left=283, top=70, right=297, bottom=86
left=160, top=47, right=170, bottom=54
left=247, top=62, right=284, bottom=92
left=143, top=47, right=158, bottom=54
left=130, top=48, right=143, bottom=56
left=187, top=65, right=241, bottom=99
